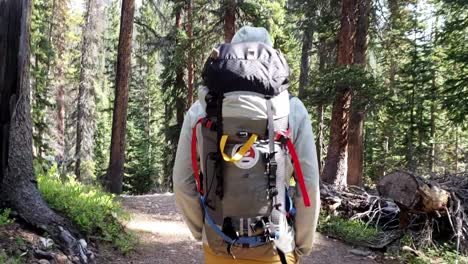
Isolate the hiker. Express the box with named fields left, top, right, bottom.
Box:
left=173, top=26, right=320, bottom=264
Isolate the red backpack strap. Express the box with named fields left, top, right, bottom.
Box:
left=192, top=118, right=205, bottom=194
left=286, top=138, right=311, bottom=207
left=276, top=130, right=311, bottom=207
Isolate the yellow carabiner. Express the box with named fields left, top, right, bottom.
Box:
left=220, top=134, right=258, bottom=162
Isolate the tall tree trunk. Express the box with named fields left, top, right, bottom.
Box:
left=407, top=28, right=417, bottom=173
left=57, top=84, right=65, bottom=159
left=347, top=0, right=369, bottom=186
left=224, top=0, right=236, bottom=43
left=315, top=38, right=329, bottom=174
left=186, top=0, right=194, bottom=107
left=107, top=0, right=135, bottom=194
left=316, top=104, right=325, bottom=174
left=407, top=78, right=416, bottom=172
left=322, top=0, right=358, bottom=187
left=174, top=6, right=185, bottom=129
left=454, top=125, right=459, bottom=172
left=0, top=0, right=92, bottom=262
left=347, top=110, right=365, bottom=185
left=53, top=0, right=68, bottom=164
left=298, top=24, right=314, bottom=99
left=429, top=16, right=438, bottom=173
left=429, top=75, right=436, bottom=172
left=75, top=0, right=103, bottom=181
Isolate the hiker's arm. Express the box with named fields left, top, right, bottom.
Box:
left=173, top=102, right=204, bottom=241
left=290, top=98, right=321, bottom=256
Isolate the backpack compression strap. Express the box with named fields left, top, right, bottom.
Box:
left=219, top=134, right=258, bottom=162
left=276, top=131, right=311, bottom=207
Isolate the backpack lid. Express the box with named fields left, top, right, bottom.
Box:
left=202, top=42, right=290, bottom=96
left=198, top=86, right=290, bottom=119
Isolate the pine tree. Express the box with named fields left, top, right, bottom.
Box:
left=30, top=0, right=55, bottom=162
left=75, top=0, right=105, bottom=182
left=347, top=0, right=370, bottom=186
left=107, top=0, right=136, bottom=194
left=0, top=0, right=93, bottom=259
left=322, top=0, right=358, bottom=187
left=95, top=0, right=120, bottom=180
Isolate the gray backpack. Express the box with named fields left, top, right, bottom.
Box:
left=191, top=42, right=311, bottom=259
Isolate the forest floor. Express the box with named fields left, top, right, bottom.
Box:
left=97, top=194, right=399, bottom=264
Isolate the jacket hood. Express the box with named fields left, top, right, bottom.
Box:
left=231, top=26, right=273, bottom=47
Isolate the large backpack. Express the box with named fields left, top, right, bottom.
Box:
left=191, top=42, right=311, bottom=259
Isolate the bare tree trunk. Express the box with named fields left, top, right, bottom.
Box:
left=75, top=0, right=103, bottom=181
left=429, top=16, right=438, bottom=173
left=347, top=0, right=369, bottom=186
left=186, top=0, right=194, bottom=107
left=322, top=0, right=358, bottom=187
left=429, top=75, right=436, bottom=172
left=107, top=0, right=135, bottom=194
left=0, top=0, right=92, bottom=262
left=407, top=29, right=417, bottom=173
left=347, top=111, right=365, bottom=185
left=57, top=84, right=65, bottom=158
left=298, top=24, right=314, bottom=99
left=407, top=80, right=416, bottom=172
left=174, top=6, right=185, bottom=129
left=454, top=125, right=459, bottom=172
left=224, top=0, right=236, bottom=43
left=316, top=105, right=325, bottom=174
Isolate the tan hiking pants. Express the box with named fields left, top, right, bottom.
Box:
left=204, top=245, right=300, bottom=264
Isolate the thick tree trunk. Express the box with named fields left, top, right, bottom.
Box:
left=75, top=0, right=103, bottom=181
left=298, top=25, right=314, bottom=99
left=0, top=0, right=92, bottom=262
left=224, top=0, right=236, bottom=43
left=322, top=0, right=358, bottom=187
left=347, top=0, right=369, bottom=186
left=107, top=0, right=135, bottom=194
left=347, top=111, right=365, bottom=186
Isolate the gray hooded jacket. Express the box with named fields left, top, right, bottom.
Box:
left=173, top=26, right=320, bottom=257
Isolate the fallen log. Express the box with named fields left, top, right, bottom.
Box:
left=320, top=171, right=468, bottom=254
left=377, top=171, right=449, bottom=214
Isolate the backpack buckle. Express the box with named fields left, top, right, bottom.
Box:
left=269, top=160, right=277, bottom=176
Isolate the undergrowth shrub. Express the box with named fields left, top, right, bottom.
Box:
left=38, top=164, right=136, bottom=253
left=0, top=208, right=13, bottom=227
left=0, top=251, right=23, bottom=264
left=318, top=212, right=379, bottom=242
left=399, top=235, right=468, bottom=264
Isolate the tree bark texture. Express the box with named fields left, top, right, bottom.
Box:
left=224, top=0, right=236, bottom=43
left=298, top=25, right=314, bottom=99
left=53, top=0, right=68, bottom=162
left=316, top=105, right=325, bottom=174
left=0, top=0, right=92, bottom=262
left=107, top=0, right=135, bottom=194
left=347, top=0, right=369, bottom=186
left=322, top=0, right=358, bottom=187
left=75, top=0, right=103, bottom=181
left=186, top=0, right=194, bottom=108
left=347, top=110, right=365, bottom=186
left=174, top=7, right=185, bottom=129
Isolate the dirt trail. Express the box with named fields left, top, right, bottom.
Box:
left=98, top=194, right=386, bottom=264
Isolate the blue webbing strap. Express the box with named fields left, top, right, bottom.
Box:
left=200, top=196, right=266, bottom=247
